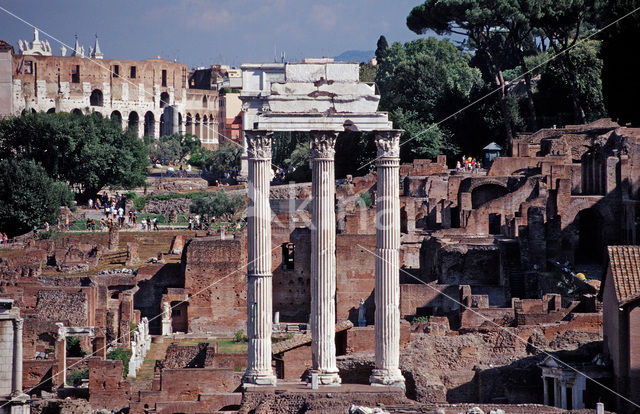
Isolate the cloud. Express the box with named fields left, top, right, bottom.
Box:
left=309, top=4, right=338, bottom=31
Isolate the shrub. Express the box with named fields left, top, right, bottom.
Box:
left=233, top=330, right=248, bottom=343
left=107, top=347, right=132, bottom=377
left=67, top=369, right=88, bottom=387
left=411, top=315, right=430, bottom=325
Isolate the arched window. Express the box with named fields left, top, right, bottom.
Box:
left=128, top=111, right=139, bottom=132
left=160, top=92, right=170, bottom=108
left=144, top=111, right=155, bottom=137
left=111, top=111, right=122, bottom=127
left=90, top=89, right=103, bottom=106
left=72, top=108, right=83, bottom=115
left=202, top=95, right=208, bottom=108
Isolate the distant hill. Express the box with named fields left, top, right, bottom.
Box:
left=333, top=50, right=375, bottom=63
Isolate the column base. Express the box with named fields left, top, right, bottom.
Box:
left=370, top=369, right=405, bottom=390
left=9, top=392, right=28, bottom=402
left=308, top=369, right=342, bottom=386
left=242, top=371, right=277, bottom=387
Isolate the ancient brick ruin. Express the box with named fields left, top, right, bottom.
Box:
left=1, top=63, right=637, bottom=413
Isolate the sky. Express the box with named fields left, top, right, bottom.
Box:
left=0, top=0, right=431, bottom=68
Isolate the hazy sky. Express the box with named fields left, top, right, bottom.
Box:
left=0, top=0, right=432, bottom=68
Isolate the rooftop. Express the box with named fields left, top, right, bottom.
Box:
left=607, top=245, right=640, bottom=306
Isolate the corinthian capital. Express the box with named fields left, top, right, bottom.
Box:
left=246, top=131, right=273, bottom=160
left=375, top=130, right=401, bottom=159
left=309, top=131, right=338, bottom=159
left=13, top=318, right=23, bottom=331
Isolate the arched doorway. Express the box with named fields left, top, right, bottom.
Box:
left=160, top=92, right=170, bottom=108
left=128, top=111, right=139, bottom=133
left=202, top=95, right=208, bottom=108
left=90, top=89, right=103, bottom=106
left=178, top=113, right=183, bottom=134
left=202, top=115, right=208, bottom=141
left=159, top=113, right=166, bottom=137
left=144, top=111, right=155, bottom=137
left=46, top=108, right=55, bottom=114
left=111, top=111, right=122, bottom=128
left=71, top=108, right=83, bottom=115
left=194, top=114, right=201, bottom=139
left=471, top=184, right=509, bottom=209
left=186, top=113, right=193, bottom=135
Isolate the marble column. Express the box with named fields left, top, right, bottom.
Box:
left=309, top=131, right=341, bottom=386
left=370, top=130, right=405, bottom=389
left=243, top=131, right=276, bottom=386
left=11, top=318, right=23, bottom=397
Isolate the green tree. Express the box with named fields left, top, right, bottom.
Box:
left=0, top=112, right=148, bottom=198
left=536, top=40, right=605, bottom=124
left=205, top=143, right=241, bottom=178
left=149, top=133, right=201, bottom=163
left=190, top=190, right=245, bottom=221
left=407, top=0, right=519, bottom=141
left=529, top=0, right=604, bottom=123
left=0, top=158, right=74, bottom=237
left=375, top=37, right=482, bottom=159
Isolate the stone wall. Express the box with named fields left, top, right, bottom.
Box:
left=183, top=236, right=247, bottom=335
left=88, top=357, right=131, bottom=411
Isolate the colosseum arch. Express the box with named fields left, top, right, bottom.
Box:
left=128, top=111, right=139, bottom=132
left=186, top=113, right=193, bottom=135
left=110, top=110, right=122, bottom=127
left=194, top=114, right=201, bottom=139
left=90, top=89, right=103, bottom=107
left=71, top=108, right=83, bottom=115
left=46, top=108, right=55, bottom=114
left=160, top=92, right=170, bottom=109
left=202, top=115, right=209, bottom=141
left=144, top=111, right=155, bottom=137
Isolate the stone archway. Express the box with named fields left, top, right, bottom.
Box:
left=471, top=184, right=509, bottom=209
left=144, top=111, right=155, bottom=137
left=90, top=89, right=103, bottom=106
left=160, top=92, right=170, bottom=108
left=111, top=110, right=122, bottom=127
left=128, top=111, right=139, bottom=133
left=575, top=208, right=605, bottom=264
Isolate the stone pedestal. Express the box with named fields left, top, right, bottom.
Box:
left=309, top=131, right=341, bottom=386
left=243, top=131, right=276, bottom=386
left=370, top=131, right=405, bottom=389
left=161, top=302, right=172, bottom=337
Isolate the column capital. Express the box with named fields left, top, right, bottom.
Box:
left=375, top=130, right=402, bottom=160
left=13, top=318, right=23, bottom=330
left=246, top=130, right=273, bottom=160
left=310, top=131, right=338, bottom=159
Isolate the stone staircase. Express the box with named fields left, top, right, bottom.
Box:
left=129, top=337, right=173, bottom=393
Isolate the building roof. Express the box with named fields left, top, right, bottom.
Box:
left=0, top=40, right=14, bottom=53
left=483, top=142, right=502, bottom=151
left=607, top=246, right=640, bottom=306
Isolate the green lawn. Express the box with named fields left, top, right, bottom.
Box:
left=177, top=338, right=247, bottom=354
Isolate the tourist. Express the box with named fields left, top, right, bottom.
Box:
left=64, top=216, right=69, bottom=230
left=187, top=216, right=193, bottom=230
left=2, top=233, right=7, bottom=245
left=152, top=217, right=159, bottom=231
left=100, top=218, right=105, bottom=231
left=88, top=198, right=93, bottom=209
left=56, top=216, right=61, bottom=230
left=146, top=217, right=152, bottom=231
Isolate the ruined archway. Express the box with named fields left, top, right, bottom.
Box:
left=202, top=115, right=209, bottom=141
left=160, top=92, right=170, bottom=108
left=186, top=113, right=193, bottom=135
left=90, top=89, right=103, bottom=106
left=144, top=111, right=155, bottom=137
left=471, top=184, right=509, bottom=209
left=128, top=111, right=139, bottom=132
left=111, top=110, right=122, bottom=127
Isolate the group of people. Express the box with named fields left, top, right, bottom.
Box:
left=187, top=214, right=215, bottom=231
left=456, top=155, right=482, bottom=173
left=0, top=233, right=9, bottom=244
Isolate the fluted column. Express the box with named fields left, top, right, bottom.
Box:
left=370, top=130, right=405, bottom=389
left=243, top=131, right=276, bottom=386
left=11, top=318, right=24, bottom=397
left=309, top=131, right=341, bottom=386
